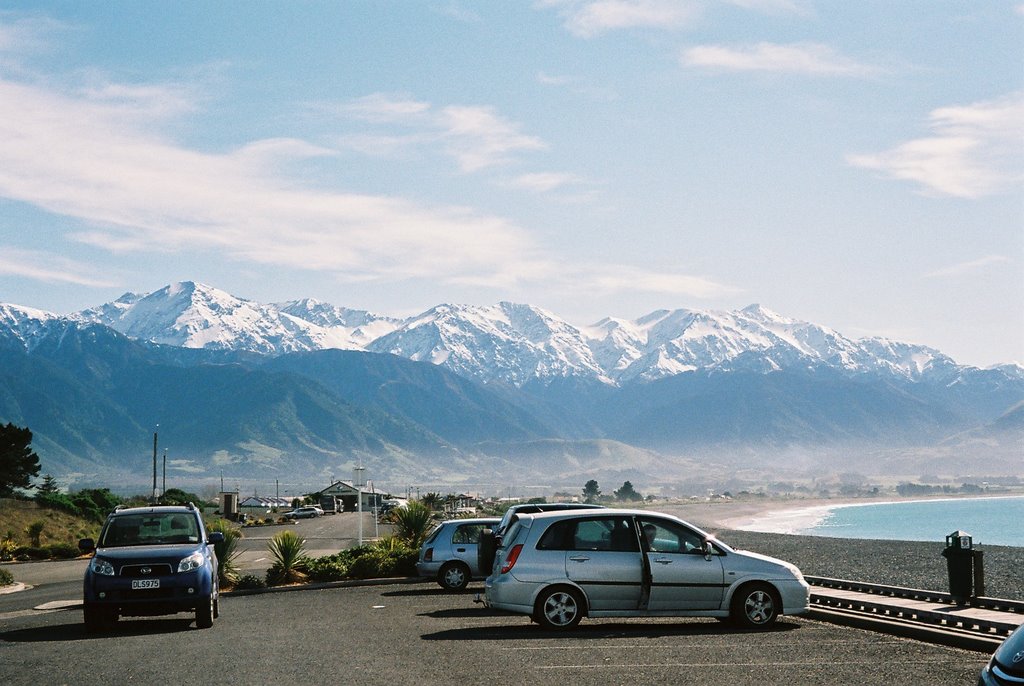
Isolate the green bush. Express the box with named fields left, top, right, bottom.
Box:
left=206, top=519, right=242, bottom=588
left=306, top=556, right=349, bottom=582
left=35, top=492, right=81, bottom=517
left=45, top=542, right=80, bottom=559
left=0, top=538, right=16, bottom=561
left=234, top=574, right=266, bottom=590
left=13, top=546, right=48, bottom=560
left=0, top=567, right=13, bottom=586
left=265, top=530, right=309, bottom=586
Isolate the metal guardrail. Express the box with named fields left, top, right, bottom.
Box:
left=805, top=576, right=1023, bottom=647
left=806, top=576, right=1024, bottom=615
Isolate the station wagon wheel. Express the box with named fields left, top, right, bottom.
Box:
left=438, top=562, right=470, bottom=591
left=731, top=582, right=779, bottom=629
left=536, top=587, right=584, bottom=630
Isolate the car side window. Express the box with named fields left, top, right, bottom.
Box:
left=541, top=517, right=638, bottom=552
left=451, top=523, right=485, bottom=545
left=640, top=518, right=705, bottom=554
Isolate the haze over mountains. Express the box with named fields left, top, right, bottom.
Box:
left=1, top=281, right=1021, bottom=494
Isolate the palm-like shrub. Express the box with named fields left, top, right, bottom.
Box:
left=207, top=519, right=242, bottom=588
left=391, top=501, right=434, bottom=549
left=265, top=530, right=309, bottom=586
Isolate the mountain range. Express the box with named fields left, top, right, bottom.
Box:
left=1, top=281, right=1021, bottom=494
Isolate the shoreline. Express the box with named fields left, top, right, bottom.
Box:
left=657, top=492, right=1024, bottom=539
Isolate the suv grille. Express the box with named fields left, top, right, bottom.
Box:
left=119, top=563, right=173, bottom=577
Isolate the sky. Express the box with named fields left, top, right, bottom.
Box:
left=0, top=1, right=1021, bottom=368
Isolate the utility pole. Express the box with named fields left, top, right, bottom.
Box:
left=162, top=448, right=167, bottom=499
left=151, top=424, right=159, bottom=504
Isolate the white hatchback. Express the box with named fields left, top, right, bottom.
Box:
left=483, top=509, right=809, bottom=630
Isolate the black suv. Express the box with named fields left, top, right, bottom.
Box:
left=78, top=503, right=224, bottom=631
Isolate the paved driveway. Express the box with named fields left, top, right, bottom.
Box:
left=0, top=580, right=989, bottom=685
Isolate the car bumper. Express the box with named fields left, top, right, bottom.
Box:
left=483, top=573, right=537, bottom=615
left=416, top=561, right=441, bottom=578
left=774, top=577, right=811, bottom=616
left=84, top=571, right=214, bottom=615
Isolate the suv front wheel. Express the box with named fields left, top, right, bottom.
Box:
left=196, top=594, right=215, bottom=629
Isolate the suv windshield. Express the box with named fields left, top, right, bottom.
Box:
left=99, top=513, right=199, bottom=547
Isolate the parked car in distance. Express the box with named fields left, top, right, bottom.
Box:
left=283, top=505, right=322, bottom=520
left=77, top=503, right=223, bottom=631
left=478, top=502, right=605, bottom=575
left=417, top=517, right=501, bottom=591
left=978, top=622, right=1024, bottom=685
left=482, top=508, right=809, bottom=630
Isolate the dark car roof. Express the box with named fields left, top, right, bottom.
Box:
left=509, top=503, right=604, bottom=514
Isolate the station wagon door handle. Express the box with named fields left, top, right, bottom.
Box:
left=569, top=555, right=590, bottom=562
left=654, top=558, right=673, bottom=564
left=456, top=547, right=466, bottom=552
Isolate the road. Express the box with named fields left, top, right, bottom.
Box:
left=0, top=579, right=990, bottom=685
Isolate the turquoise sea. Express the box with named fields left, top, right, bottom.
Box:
left=740, top=495, right=1024, bottom=547
left=797, top=496, right=1024, bottom=547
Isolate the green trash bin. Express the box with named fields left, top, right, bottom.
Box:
left=942, top=530, right=974, bottom=605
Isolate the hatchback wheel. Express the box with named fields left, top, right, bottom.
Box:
left=731, top=583, right=779, bottom=629
left=438, top=562, right=470, bottom=591
left=536, top=587, right=584, bottom=630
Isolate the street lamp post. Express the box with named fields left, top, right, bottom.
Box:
left=354, top=465, right=367, bottom=546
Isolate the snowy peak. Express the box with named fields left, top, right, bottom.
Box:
left=0, top=303, right=61, bottom=352
left=368, top=302, right=608, bottom=385
left=275, top=298, right=401, bottom=348
left=32, top=283, right=1012, bottom=390
left=79, top=281, right=360, bottom=354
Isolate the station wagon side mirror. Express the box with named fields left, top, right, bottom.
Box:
left=207, top=532, right=225, bottom=545
left=78, top=538, right=95, bottom=553
left=701, top=539, right=714, bottom=561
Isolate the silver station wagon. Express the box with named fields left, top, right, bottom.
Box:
left=482, top=509, right=810, bottom=630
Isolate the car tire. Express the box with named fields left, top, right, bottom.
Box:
left=438, top=562, right=470, bottom=591
left=730, top=582, right=779, bottom=629
left=196, top=594, right=215, bottom=629
left=535, top=586, right=584, bottom=630
left=83, top=604, right=116, bottom=632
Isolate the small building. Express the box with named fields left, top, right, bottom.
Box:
left=319, top=480, right=383, bottom=512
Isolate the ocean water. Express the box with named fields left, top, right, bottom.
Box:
left=744, top=496, right=1024, bottom=548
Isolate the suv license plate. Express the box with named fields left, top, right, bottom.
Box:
left=131, top=579, right=160, bottom=590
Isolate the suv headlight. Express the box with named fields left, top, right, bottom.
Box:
left=90, top=557, right=115, bottom=576
left=177, top=552, right=204, bottom=573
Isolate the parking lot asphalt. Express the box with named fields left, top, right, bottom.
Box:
left=0, top=580, right=988, bottom=685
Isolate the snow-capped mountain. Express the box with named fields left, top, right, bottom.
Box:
left=275, top=298, right=401, bottom=348
left=0, top=303, right=60, bottom=352
left=366, top=302, right=610, bottom=386
left=30, top=280, right=1013, bottom=389
left=78, top=282, right=362, bottom=354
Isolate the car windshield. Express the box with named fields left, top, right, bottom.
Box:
left=99, top=513, right=199, bottom=547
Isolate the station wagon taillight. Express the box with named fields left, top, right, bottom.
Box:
left=500, top=544, right=523, bottom=574
left=424, top=548, right=433, bottom=562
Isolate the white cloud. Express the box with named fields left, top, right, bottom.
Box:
left=925, top=255, right=1012, bottom=279
left=330, top=93, right=545, bottom=172
left=848, top=92, right=1024, bottom=198
left=0, top=247, right=119, bottom=287
left=507, top=172, right=584, bottom=193
left=0, top=75, right=725, bottom=301
left=561, top=0, right=700, bottom=37
left=681, top=42, right=880, bottom=76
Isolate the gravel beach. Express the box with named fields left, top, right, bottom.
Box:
left=658, top=500, right=1024, bottom=601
